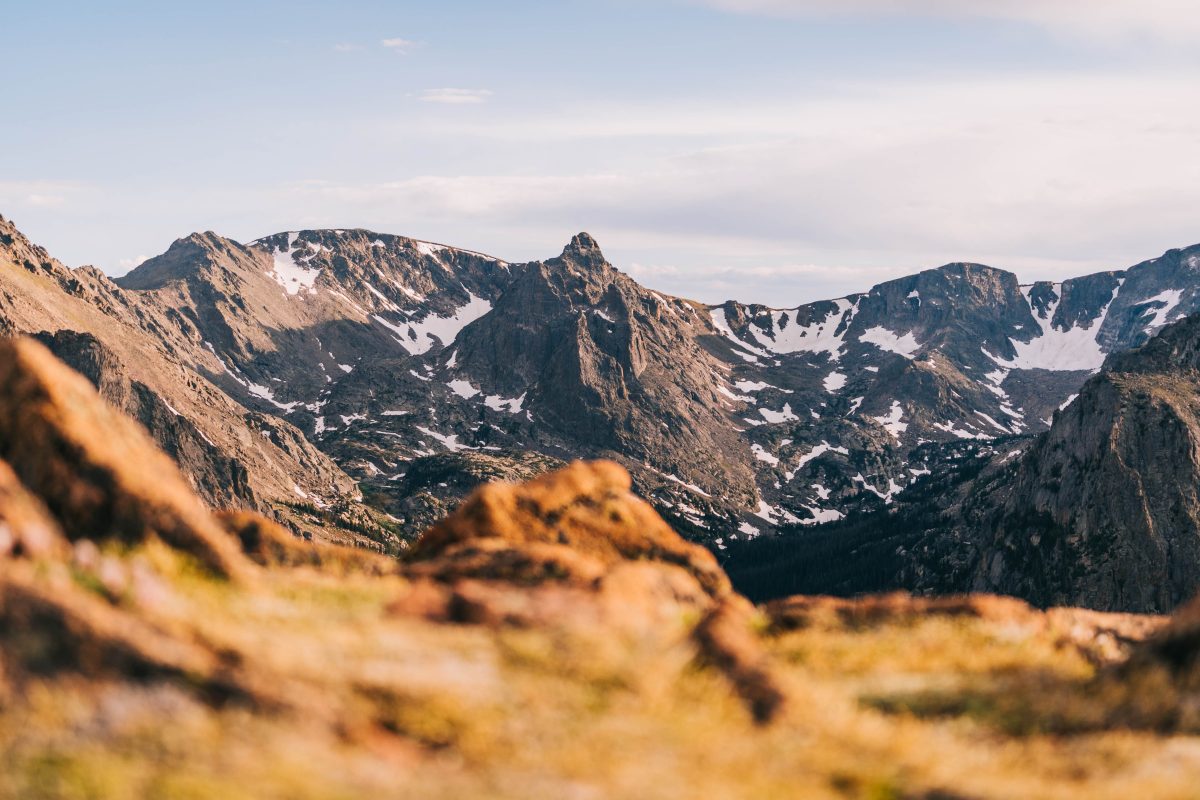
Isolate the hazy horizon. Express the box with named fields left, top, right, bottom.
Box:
left=6, top=0, right=1200, bottom=304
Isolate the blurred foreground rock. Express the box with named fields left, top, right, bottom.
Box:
left=1, top=336, right=1200, bottom=798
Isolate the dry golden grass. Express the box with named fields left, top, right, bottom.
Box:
left=0, top=340, right=1197, bottom=800
left=3, top=534, right=1200, bottom=800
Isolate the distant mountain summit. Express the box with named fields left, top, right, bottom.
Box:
left=5, top=211, right=1200, bottom=550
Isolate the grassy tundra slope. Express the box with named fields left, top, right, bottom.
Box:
left=2, top=336, right=1200, bottom=799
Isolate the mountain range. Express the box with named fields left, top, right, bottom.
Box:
left=5, top=211, right=1200, bottom=607
left=726, top=302, right=1200, bottom=614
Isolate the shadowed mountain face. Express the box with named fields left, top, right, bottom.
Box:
left=0, top=216, right=385, bottom=547
left=6, top=211, right=1200, bottom=548
left=726, top=309, right=1200, bottom=614
left=947, top=312, right=1200, bottom=613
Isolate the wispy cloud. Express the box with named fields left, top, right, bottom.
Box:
left=418, top=88, right=493, bottom=105
left=271, top=68, right=1200, bottom=302
left=118, top=254, right=149, bottom=271
left=381, top=37, right=420, bottom=53
left=0, top=181, right=85, bottom=210
left=685, top=0, right=1200, bottom=43
left=25, top=193, right=65, bottom=208
left=332, top=43, right=362, bottom=52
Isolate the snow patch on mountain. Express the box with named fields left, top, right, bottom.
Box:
left=484, top=393, right=525, bottom=413
left=268, top=233, right=322, bottom=295
left=205, top=341, right=298, bottom=412
left=859, top=326, right=921, bottom=358
left=759, top=403, right=799, bottom=423
left=853, top=473, right=905, bottom=504
left=800, top=507, right=845, bottom=525
left=447, top=379, right=480, bottom=399
left=751, top=444, right=780, bottom=466
left=415, top=425, right=470, bottom=453
left=718, top=385, right=754, bottom=403
left=872, top=401, right=907, bottom=441
left=823, top=371, right=847, bottom=393
left=744, top=298, right=856, bottom=361
left=975, top=411, right=1013, bottom=434
left=933, top=421, right=991, bottom=440
left=794, top=441, right=850, bottom=469
left=374, top=290, right=492, bottom=355
left=1141, top=289, right=1184, bottom=332
left=754, top=500, right=803, bottom=526
left=709, top=308, right=769, bottom=363
left=986, top=282, right=1120, bottom=372
left=415, top=241, right=447, bottom=258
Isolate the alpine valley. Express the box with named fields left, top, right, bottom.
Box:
left=5, top=212, right=1200, bottom=609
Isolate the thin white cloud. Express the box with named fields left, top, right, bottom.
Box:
left=0, top=181, right=86, bottom=210
left=687, top=0, right=1200, bottom=43
left=271, top=68, right=1200, bottom=302
left=418, top=88, right=493, bottom=105
left=25, top=193, right=65, bottom=208
left=380, top=37, right=419, bottom=52
left=118, top=254, right=149, bottom=270
left=333, top=43, right=362, bottom=52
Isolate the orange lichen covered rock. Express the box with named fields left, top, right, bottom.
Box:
left=405, top=537, right=608, bottom=587
left=694, top=594, right=787, bottom=724
left=409, top=460, right=730, bottom=597
left=0, top=458, right=67, bottom=561
left=1099, top=594, right=1200, bottom=730
left=401, top=461, right=786, bottom=723
left=216, top=509, right=396, bottom=576
left=768, top=591, right=1165, bottom=667
left=0, top=337, right=248, bottom=580
left=765, top=592, right=1044, bottom=631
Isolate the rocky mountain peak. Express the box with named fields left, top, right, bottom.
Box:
left=1105, top=311, right=1200, bottom=375
left=0, top=213, right=19, bottom=244
left=0, top=215, right=54, bottom=273
left=564, top=231, right=602, bottom=256
left=912, top=262, right=1020, bottom=301
left=555, top=231, right=610, bottom=273
left=116, top=230, right=250, bottom=290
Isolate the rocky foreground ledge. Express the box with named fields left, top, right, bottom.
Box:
left=1, top=335, right=1200, bottom=798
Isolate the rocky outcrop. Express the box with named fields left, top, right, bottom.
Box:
left=728, top=308, right=1200, bottom=614
left=400, top=458, right=786, bottom=722
left=0, top=459, right=67, bottom=561
left=950, top=313, right=1200, bottom=612
left=409, top=460, right=732, bottom=597
left=0, top=337, right=250, bottom=579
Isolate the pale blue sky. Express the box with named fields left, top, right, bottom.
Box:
left=5, top=0, right=1200, bottom=303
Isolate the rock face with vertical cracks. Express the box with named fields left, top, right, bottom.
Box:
left=946, top=313, right=1200, bottom=613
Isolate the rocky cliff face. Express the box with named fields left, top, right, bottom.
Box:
left=699, top=250, right=1200, bottom=535
left=955, top=312, right=1200, bottom=612
left=0, top=215, right=387, bottom=548
left=727, top=304, right=1200, bottom=614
